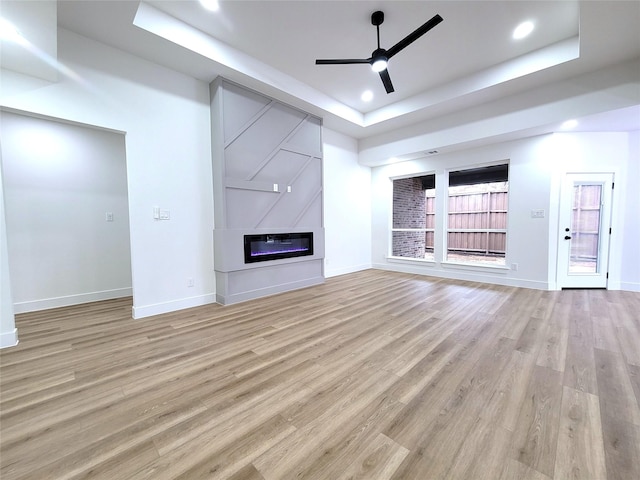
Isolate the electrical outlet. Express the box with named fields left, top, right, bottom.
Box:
left=511, top=263, right=519, bottom=271
left=187, top=277, right=194, bottom=287
left=105, top=212, right=114, bottom=222
left=531, top=209, right=545, bottom=218
left=159, top=209, right=170, bottom=220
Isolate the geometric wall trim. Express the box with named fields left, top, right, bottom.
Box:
left=210, top=78, right=325, bottom=304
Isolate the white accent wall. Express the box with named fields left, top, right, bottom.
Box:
left=210, top=78, right=325, bottom=304
left=1, top=112, right=132, bottom=312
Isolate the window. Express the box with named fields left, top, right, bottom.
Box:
left=391, top=174, right=435, bottom=260
left=446, top=164, right=508, bottom=266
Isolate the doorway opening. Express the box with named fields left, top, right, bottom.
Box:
left=1, top=111, right=133, bottom=313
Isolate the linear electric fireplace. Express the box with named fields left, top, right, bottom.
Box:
left=244, top=232, right=313, bottom=264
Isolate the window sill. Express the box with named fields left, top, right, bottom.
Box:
left=441, top=261, right=510, bottom=273
left=385, top=257, right=511, bottom=274
left=387, top=256, right=436, bottom=266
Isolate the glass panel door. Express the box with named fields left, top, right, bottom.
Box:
left=569, top=184, right=602, bottom=273
left=557, top=173, right=613, bottom=289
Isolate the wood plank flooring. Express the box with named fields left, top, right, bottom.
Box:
left=1, top=270, right=639, bottom=479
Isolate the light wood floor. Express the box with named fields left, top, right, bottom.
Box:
left=1, top=270, right=639, bottom=480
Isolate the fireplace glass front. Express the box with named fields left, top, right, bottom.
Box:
left=244, top=232, right=314, bottom=263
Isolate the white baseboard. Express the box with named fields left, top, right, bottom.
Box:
left=132, top=293, right=217, bottom=319
left=325, top=263, right=372, bottom=278
left=618, top=281, right=640, bottom=292
left=0, top=328, right=18, bottom=349
left=372, top=262, right=549, bottom=290
left=13, top=288, right=133, bottom=314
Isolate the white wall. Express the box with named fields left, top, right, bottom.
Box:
left=371, top=132, right=639, bottom=291
left=1, top=112, right=132, bottom=311
left=0, top=163, right=17, bottom=348
left=1, top=28, right=215, bottom=318
left=323, top=128, right=372, bottom=277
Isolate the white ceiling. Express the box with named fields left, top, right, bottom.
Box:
left=3, top=1, right=640, bottom=149
left=144, top=0, right=580, bottom=111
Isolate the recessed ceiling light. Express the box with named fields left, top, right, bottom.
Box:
left=513, top=21, right=534, bottom=40
left=361, top=90, right=373, bottom=102
left=199, top=0, right=220, bottom=12
left=561, top=119, right=578, bottom=129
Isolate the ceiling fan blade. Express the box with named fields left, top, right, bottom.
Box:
left=315, top=58, right=371, bottom=65
left=379, top=69, right=395, bottom=94
left=386, top=14, right=443, bottom=59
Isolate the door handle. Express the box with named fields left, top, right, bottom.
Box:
left=564, top=235, right=572, bottom=240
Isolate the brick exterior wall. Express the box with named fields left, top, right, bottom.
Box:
left=392, top=177, right=426, bottom=258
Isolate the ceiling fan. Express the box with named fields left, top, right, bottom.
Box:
left=315, top=11, right=443, bottom=94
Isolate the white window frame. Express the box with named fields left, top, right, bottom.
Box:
left=443, top=163, right=510, bottom=268
left=389, top=173, right=436, bottom=262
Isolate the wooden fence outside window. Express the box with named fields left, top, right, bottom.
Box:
left=425, top=188, right=508, bottom=256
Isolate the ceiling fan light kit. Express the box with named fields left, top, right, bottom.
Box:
left=371, top=52, right=388, bottom=72
left=315, top=10, right=443, bottom=94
